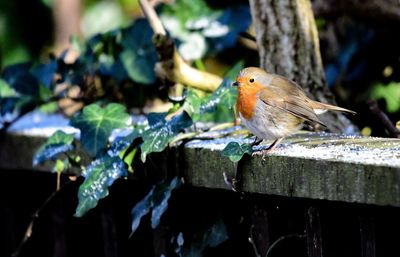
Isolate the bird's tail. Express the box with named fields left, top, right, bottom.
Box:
left=311, top=101, right=356, bottom=115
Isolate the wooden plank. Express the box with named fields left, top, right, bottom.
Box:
left=249, top=206, right=270, bottom=257
left=359, top=216, right=376, bottom=257
left=305, top=206, right=323, bottom=257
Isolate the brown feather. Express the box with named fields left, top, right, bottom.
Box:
left=258, top=85, right=326, bottom=127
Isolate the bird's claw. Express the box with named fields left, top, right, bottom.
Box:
left=251, top=149, right=274, bottom=161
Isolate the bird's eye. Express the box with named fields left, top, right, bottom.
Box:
left=249, top=78, right=255, bottom=83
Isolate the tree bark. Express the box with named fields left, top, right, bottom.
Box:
left=249, top=0, right=357, bottom=133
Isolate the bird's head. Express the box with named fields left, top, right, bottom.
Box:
left=232, top=67, right=272, bottom=90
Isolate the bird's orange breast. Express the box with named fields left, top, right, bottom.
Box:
left=236, top=82, right=264, bottom=120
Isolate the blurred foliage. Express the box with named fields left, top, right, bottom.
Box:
left=318, top=16, right=400, bottom=138
left=370, top=82, right=400, bottom=113
left=160, top=0, right=251, bottom=60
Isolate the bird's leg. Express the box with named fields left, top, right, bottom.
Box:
left=263, top=137, right=283, bottom=153
left=251, top=137, right=263, bottom=147
left=252, top=137, right=283, bottom=157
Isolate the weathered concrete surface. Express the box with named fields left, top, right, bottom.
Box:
left=0, top=132, right=88, bottom=174
left=184, top=132, right=400, bottom=207
left=1, top=129, right=400, bottom=207
left=0, top=133, right=50, bottom=172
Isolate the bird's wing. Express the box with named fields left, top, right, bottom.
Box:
left=258, top=80, right=326, bottom=127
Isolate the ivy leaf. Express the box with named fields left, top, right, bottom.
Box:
left=39, top=101, right=58, bottom=114
left=141, top=111, right=192, bottom=162
left=30, top=59, right=58, bottom=89
left=33, top=130, right=75, bottom=166
left=199, top=78, right=237, bottom=114
left=147, top=112, right=168, bottom=127
left=151, top=177, right=181, bottom=229
left=53, top=158, right=71, bottom=173
left=183, top=90, right=202, bottom=122
left=184, top=61, right=243, bottom=122
left=160, top=1, right=251, bottom=59
left=224, top=60, right=244, bottom=81
left=70, top=103, right=131, bottom=157
left=0, top=79, right=17, bottom=98
left=108, top=130, right=141, bottom=157
left=130, top=177, right=182, bottom=235
left=2, top=63, right=39, bottom=96
left=221, top=141, right=253, bottom=162
left=75, top=155, right=128, bottom=217
left=130, top=186, right=155, bottom=235
left=120, top=18, right=158, bottom=85
left=206, top=5, right=252, bottom=52
left=108, top=130, right=142, bottom=172
left=161, top=0, right=214, bottom=26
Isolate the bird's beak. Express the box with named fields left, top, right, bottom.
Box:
left=232, top=81, right=239, bottom=87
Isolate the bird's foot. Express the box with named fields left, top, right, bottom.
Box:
left=251, top=148, right=274, bottom=160
left=251, top=138, right=283, bottom=160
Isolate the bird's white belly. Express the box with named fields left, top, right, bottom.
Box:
left=239, top=100, right=297, bottom=140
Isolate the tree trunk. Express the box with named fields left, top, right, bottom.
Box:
left=249, top=0, right=357, bottom=133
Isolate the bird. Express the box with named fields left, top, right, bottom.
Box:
left=232, top=67, right=356, bottom=154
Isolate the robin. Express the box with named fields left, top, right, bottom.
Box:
left=232, top=67, right=356, bottom=154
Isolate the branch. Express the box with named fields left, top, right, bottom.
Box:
left=139, top=0, right=166, bottom=35
left=139, top=0, right=222, bottom=92
left=11, top=179, right=75, bottom=257
left=367, top=99, right=400, bottom=138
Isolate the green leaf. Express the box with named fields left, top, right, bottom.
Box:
left=183, top=90, right=203, bottom=121
left=183, top=61, right=243, bottom=122
left=160, top=1, right=251, bottom=59
left=53, top=159, right=71, bottom=173
left=70, top=103, right=131, bottom=157
left=39, top=101, right=58, bottom=114
left=109, top=130, right=141, bottom=173
left=30, top=59, right=58, bottom=89
left=151, top=177, right=181, bottom=229
left=109, top=130, right=141, bottom=157
left=33, top=130, right=75, bottom=166
left=221, top=141, right=253, bottom=162
left=120, top=18, right=158, bottom=85
left=199, top=79, right=237, bottom=114
left=130, top=186, right=155, bottom=235
left=185, top=61, right=243, bottom=122
left=0, top=79, right=17, bottom=98
left=141, top=111, right=192, bottom=162
left=39, top=84, right=53, bottom=101
left=2, top=63, right=39, bottom=96
left=161, top=0, right=214, bottom=26
left=370, top=82, right=400, bottom=113
left=130, top=177, right=182, bottom=235
left=224, top=60, right=244, bottom=81
left=75, top=155, right=128, bottom=217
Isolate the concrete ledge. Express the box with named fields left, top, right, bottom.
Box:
left=1, top=130, right=400, bottom=207
left=183, top=132, right=400, bottom=207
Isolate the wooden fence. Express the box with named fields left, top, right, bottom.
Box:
left=1, top=131, right=399, bottom=257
